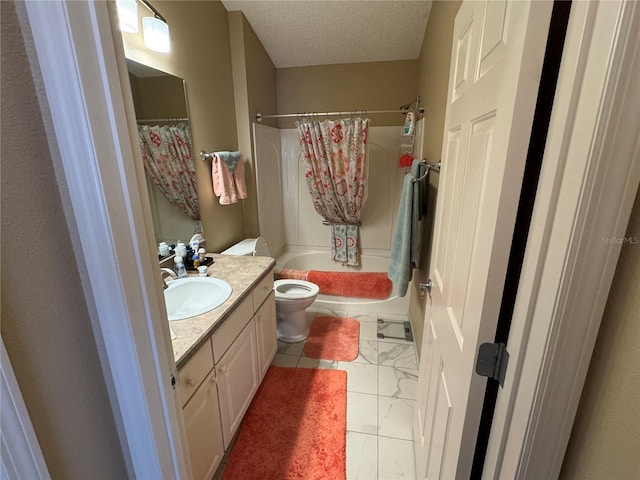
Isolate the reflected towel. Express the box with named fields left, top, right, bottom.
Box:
left=212, top=153, right=247, bottom=205
left=216, top=151, right=242, bottom=172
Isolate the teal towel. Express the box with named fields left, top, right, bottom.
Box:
left=388, top=159, right=427, bottom=297
left=215, top=151, right=242, bottom=172
left=388, top=173, right=416, bottom=297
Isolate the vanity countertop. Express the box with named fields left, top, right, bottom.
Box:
left=170, top=254, right=275, bottom=368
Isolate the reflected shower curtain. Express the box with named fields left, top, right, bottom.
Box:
left=138, top=123, right=200, bottom=220
left=296, top=117, right=369, bottom=266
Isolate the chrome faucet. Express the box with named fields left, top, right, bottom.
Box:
left=160, top=268, right=178, bottom=290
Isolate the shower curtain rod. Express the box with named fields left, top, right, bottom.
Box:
left=136, top=117, right=189, bottom=123
left=255, top=108, right=424, bottom=122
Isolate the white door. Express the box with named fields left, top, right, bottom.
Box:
left=413, top=1, right=553, bottom=478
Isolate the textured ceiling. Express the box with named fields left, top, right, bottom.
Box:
left=221, top=0, right=432, bottom=68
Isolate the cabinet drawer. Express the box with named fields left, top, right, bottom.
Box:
left=178, top=339, right=214, bottom=407
left=212, top=294, right=253, bottom=364
left=252, top=269, right=274, bottom=311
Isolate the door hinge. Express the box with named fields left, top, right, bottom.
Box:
left=475, top=342, right=509, bottom=387
left=170, top=368, right=179, bottom=390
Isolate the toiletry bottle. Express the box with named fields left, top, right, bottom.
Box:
left=175, top=242, right=186, bottom=260
left=192, top=252, right=199, bottom=269
left=159, top=242, right=169, bottom=257
left=198, top=248, right=206, bottom=264
left=174, top=255, right=188, bottom=279
left=403, top=112, right=415, bottom=136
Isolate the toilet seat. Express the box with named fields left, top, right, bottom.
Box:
left=274, top=279, right=320, bottom=300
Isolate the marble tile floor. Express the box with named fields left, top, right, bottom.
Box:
left=215, top=308, right=419, bottom=480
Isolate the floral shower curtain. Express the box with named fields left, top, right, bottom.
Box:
left=138, top=123, right=200, bottom=220
left=297, top=117, right=369, bottom=266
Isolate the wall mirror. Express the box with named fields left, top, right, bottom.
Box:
left=126, top=59, right=201, bottom=249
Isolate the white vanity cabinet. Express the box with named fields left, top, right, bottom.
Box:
left=178, top=339, right=224, bottom=480
left=215, top=318, right=260, bottom=448
left=255, top=292, right=277, bottom=378
left=211, top=276, right=276, bottom=448
left=177, top=268, right=276, bottom=475
left=182, top=367, right=224, bottom=480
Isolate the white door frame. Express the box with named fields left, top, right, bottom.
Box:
left=18, top=1, right=187, bottom=478
left=1, top=338, right=51, bottom=479
left=484, top=1, right=640, bottom=477
left=16, top=0, right=639, bottom=477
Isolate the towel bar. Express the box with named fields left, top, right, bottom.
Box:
left=413, top=160, right=441, bottom=183
left=199, top=151, right=215, bottom=161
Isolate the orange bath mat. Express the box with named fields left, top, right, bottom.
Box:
left=277, top=269, right=393, bottom=299
left=222, top=366, right=347, bottom=480
left=303, top=316, right=360, bottom=362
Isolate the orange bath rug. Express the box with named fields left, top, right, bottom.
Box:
left=303, top=316, right=360, bottom=362
left=222, top=366, right=347, bottom=480
left=276, top=268, right=309, bottom=281
left=278, top=269, right=393, bottom=299
left=307, top=270, right=392, bottom=299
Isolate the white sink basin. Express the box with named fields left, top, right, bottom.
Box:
left=164, top=277, right=232, bottom=321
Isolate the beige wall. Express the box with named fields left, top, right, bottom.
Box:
left=561, top=190, right=640, bottom=479
left=409, top=0, right=461, bottom=355
left=229, top=11, right=278, bottom=242
left=122, top=1, right=244, bottom=252
left=1, top=2, right=128, bottom=477
left=276, top=60, right=419, bottom=129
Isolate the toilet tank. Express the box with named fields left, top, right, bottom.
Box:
left=221, top=237, right=270, bottom=256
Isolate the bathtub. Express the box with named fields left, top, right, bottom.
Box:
left=276, top=247, right=409, bottom=315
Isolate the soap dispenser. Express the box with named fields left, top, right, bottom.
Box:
left=175, top=242, right=187, bottom=260
left=174, top=255, right=188, bottom=279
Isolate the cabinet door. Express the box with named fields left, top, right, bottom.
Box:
left=255, top=292, right=277, bottom=379
left=182, top=369, right=224, bottom=480
left=216, top=319, right=259, bottom=448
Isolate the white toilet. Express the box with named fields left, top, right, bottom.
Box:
left=221, top=238, right=319, bottom=343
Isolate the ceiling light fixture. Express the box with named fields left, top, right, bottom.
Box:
left=140, top=0, right=171, bottom=53
left=115, top=0, right=139, bottom=33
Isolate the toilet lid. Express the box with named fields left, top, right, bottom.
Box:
left=254, top=236, right=270, bottom=256
left=274, top=279, right=320, bottom=300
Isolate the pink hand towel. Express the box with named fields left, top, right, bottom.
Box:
left=233, top=158, right=247, bottom=200
left=212, top=154, right=247, bottom=205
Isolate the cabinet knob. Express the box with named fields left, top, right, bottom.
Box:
left=218, top=365, right=226, bottom=374
left=185, top=377, right=196, bottom=387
